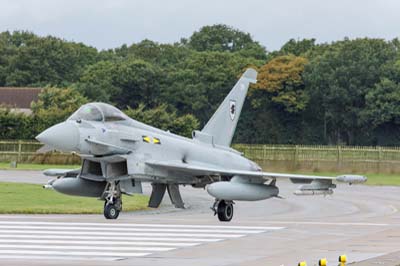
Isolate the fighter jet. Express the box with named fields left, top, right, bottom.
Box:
left=37, top=68, right=367, bottom=221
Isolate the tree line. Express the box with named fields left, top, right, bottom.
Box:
left=1, top=24, right=400, bottom=145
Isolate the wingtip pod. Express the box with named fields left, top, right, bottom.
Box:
left=242, top=68, right=257, bottom=83
left=336, top=175, right=367, bottom=184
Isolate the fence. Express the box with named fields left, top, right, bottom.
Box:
left=1, top=141, right=400, bottom=173
left=0, top=141, right=80, bottom=165
left=233, top=144, right=400, bottom=173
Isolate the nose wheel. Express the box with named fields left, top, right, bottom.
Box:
left=103, top=182, right=122, bottom=219
left=104, top=200, right=120, bottom=219
left=212, top=200, right=234, bottom=222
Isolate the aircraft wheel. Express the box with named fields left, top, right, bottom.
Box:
left=217, top=200, right=233, bottom=222
left=104, top=203, right=120, bottom=219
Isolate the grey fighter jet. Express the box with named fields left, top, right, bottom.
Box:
left=37, top=68, right=367, bottom=221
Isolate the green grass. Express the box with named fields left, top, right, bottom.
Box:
left=292, top=171, right=400, bottom=186
left=0, top=182, right=149, bottom=214
left=0, top=163, right=80, bottom=170
left=364, top=173, right=400, bottom=186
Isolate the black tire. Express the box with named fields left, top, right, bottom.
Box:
left=217, top=200, right=233, bottom=222
left=104, top=203, right=120, bottom=219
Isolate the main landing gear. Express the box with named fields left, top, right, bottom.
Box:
left=212, top=200, right=234, bottom=222
left=103, top=181, right=122, bottom=219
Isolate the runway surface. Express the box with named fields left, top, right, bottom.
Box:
left=0, top=170, right=400, bottom=266
left=0, top=220, right=283, bottom=261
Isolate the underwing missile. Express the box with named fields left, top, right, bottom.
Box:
left=336, top=175, right=367, bottom=184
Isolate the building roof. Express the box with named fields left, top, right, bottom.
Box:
left=0, top=87, right=42, bottom=109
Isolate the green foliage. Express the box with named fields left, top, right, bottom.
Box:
left=185, top=24, right=266, bottom=60
left=124, top=104, right=199, bottom=137
left=31, top=87, right=88, bottom=114
left=0, top=108, right=31, bottom=139
left=117, top=40, right=193, bottom=66
left=1, top=31, right=98, bottom=87
left=113, top=59, right=161, bottom=109
left=362, top=78, right=400, bottom=126
left=303, top=38, right=399, bottom=144
left=78, top=59, right=161, bottom=108
left=275, top=38, right=316, bottom=56
left=30, top=87, right=88, bottom=133
left=160, top=51, right=262, bottom=124
left=76, top=60, right=118, bottom=102
left=2, top=28, right=400, bottom=146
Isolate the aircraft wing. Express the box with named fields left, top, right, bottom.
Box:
left=145, top=160, right=367, bottom=184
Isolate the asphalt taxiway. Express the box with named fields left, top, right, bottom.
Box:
left=0, top=170, right=399, bottom=266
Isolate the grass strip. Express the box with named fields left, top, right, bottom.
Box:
left=0, top=163, right=80, bottom=171
left=0, top=182, right=149, bottom=214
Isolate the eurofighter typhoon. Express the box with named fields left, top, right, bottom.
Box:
left=37, top=68, right=367, bottom=221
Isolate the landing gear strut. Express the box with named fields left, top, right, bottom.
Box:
left=212, top=200, right=234, bottom=222
left=103, top=182, right=122, bottom=219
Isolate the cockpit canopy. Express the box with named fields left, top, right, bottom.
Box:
left=68, top=103, right=129, bottom=122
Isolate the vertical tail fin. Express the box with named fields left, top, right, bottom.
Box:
left=201, top=68, right=257, bottom=147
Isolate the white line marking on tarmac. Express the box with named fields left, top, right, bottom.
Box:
left=0, top=229, right=244, bottom=238
left=0, top=239, right=200, bottom=247
left=0, top=234, right=220, bottom=242
left=0, top=221, right=284, bottom=261
left=0, top=255, right=119, bottom=261
left=264, top=221, right=389, bottom=226
left=0, top=244, right=175, bottom=252
left=0, top=225, right=265, bottom=234
left=0, top=221, right=283, bottom=230
left=0, top=250, right=150, bottom=257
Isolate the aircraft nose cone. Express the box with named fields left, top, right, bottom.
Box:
left=36, top=122, right=79, bottom=152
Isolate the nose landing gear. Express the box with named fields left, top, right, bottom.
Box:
left=103, top=182, right=122, bottom=219
left=211, top=200, right=234, bottom=222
